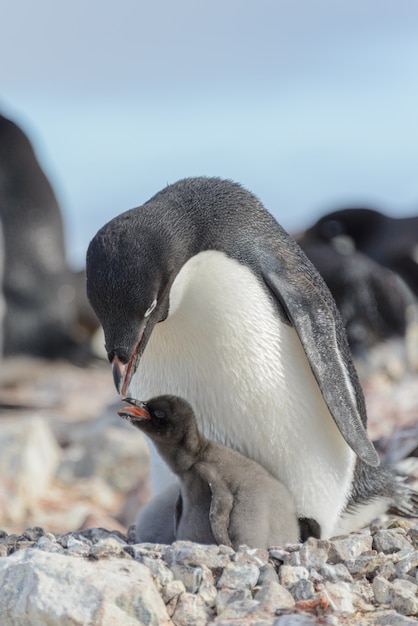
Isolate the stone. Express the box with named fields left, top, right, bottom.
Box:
left=215, top=588, right=253, bottom=615
left=233, top=545, right=269, bottom=567
left=171, top=592, right=212, bottom=626
left=373, top=575, right=392, bottom=604
left=274, top=615, right=324, bottom=625
left=395, top=550, right=418, bottom=578
left=171, top=563, right=203, bottom=594
left=346, top=552, right=387, bottom=576
left=279, top=565, right=309, bottom=587
left=88, top=536, right=131, bottom=560
left=258, top=563, right=280, bottom=585
left=34, top=535, right=65, bottom=554
left=377, top=611, right=418, bottom=625
left=289, top=577, right=315, bottom=601
left=390, top=579, right=418, bottom=616
left=161, top=579, right=186, bottom=604
left=138, top=555, right=174, bottom=588
left=373, top=530, right=413, bottom=554
left=217, top=561, right=260, bottom=590
left=328, top=532, right=373, bottom=563
left=0, top=416, right=61, bottom=524
left=198, top=565, right=217, bottom=606
left=376, top=560, right=397, bottom=581
left=0, top=548, right=171, bottom=625
left=164, top=541, right=231, bottom=572
left=213, top=598, right=261, bottom=621
left=322, top=581, right=356, bottom=614
left=319, top=563, right=353, bottom=583
left=298, top=537, right=330, bottom=569
left=254, top=579, right=295, bottom=611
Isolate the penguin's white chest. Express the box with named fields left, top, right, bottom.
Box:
left=130, top=250, right=356, bottom=538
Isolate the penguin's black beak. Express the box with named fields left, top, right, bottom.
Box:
left=111, top=313, right=159, bottom=395
left=117, top=397, right=150, bottom=422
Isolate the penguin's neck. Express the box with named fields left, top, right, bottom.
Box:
left=152, top=427, right=207, bottom=476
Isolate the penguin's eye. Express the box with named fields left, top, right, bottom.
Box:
left=144, top=299, right=157, bottom=318
left=152, top=409, right=166, bottom=420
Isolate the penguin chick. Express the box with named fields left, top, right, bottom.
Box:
left=119, top=395, right=300, bottom=549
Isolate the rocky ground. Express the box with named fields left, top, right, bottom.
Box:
left=0, top=344, right=417, bottom=625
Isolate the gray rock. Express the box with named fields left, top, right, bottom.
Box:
left=171, top=563, right=203, bottom=593
left=233, top=545, right=269, bottom=567
left=376, top=611, right=418, bottom=625
left=258, top=563, right=280, bottom=585
left=318, top=563, right=353, bottom=583
left=254, top=580, right=295, bottom=610
left=34, top=535, right=65, bottom=554
left=138, top=555, right=174, bottom=588
left=0, top=548, right=171, bottom=625
left=215, top=588, right=252, bottom=615
left=171, top=592, right=213, bottom=626
left=395, top=550, right=418, bottom=578
left=89, top=536, right=131, bottom=560
left=298, top=537, right=330, bottom=569
left=217, top=561, right=260, bottom=590
left=161, top=579, right=186, bottom=603
left=274, top=615, right=326, bottom=625
left=373, top=529, right=413, bottom=554
left=164, top=541, right=231, bottom=572
left=390, top=579, right=418, bottom=616
left=328, top=532, right=373, bottom=563
left=346, top=552, right=387, bottom=576
left=279, top=565, right=309, bottom=587
left=322, top=581, right=356, bottom=614
left=377, top=560, right=397, bottom=581
left=373, top=575, right=392, bottom=604
left=197, top=565, right=217, bottom=607
left=213, top=598, right=261, bottom=621
left=289, top=577, right=315, bottom=601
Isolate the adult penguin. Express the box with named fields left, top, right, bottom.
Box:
left=0, top=113, right=90, bottom=360
left=305, top=207, right=418, bottom=297
left=86, top=177, right=417, bottom=540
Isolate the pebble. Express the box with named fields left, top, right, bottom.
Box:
left=373, top=529, right=413, bottom=554
left=253, top=580, right=295, bottom=610
left=217, top=561, right=260, bottom=590
left=0, top=518, right=416, bottom=624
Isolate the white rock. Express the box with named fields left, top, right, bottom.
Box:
left=0, top=548, right=171, bottom=625
left=0, top=416, right=61, bottom=523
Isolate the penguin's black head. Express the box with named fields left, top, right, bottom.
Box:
left=312, top=208, right=383, bottom=251
left=86, top=208, right=181, bottom=395
left=118, top=395, right=196, bottom=443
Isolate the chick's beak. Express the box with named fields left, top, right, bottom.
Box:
left=117, top=397, right=150, bottom=421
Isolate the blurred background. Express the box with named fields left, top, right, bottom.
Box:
left=2, top=0, right=418, bottom=269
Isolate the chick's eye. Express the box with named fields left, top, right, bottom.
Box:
left=153, top=409, right=166, bottom=420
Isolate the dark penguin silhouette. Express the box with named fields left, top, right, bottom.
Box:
left=297, top=237, right=413, bottom=353
left=119, top=395, right=300, bottom=549
left=0, top=114, right=91, bottom=360
left=304, top=207, right=418, bottom=297
left=86, top=177, right=418, bottom=539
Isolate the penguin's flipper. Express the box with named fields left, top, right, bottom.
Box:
left=264, top=268, right=380, bottom=467
left=200, top=464, right=233, bottom=547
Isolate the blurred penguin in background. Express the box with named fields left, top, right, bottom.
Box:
left=297, top=207, right=417, bottom=357
left=0, top=113, right=97, bottom=362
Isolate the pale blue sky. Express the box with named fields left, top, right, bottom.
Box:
left=2, top=0, right=418, bottom=268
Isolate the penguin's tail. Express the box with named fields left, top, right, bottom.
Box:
left=388, top=474, right=418, bottom=518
